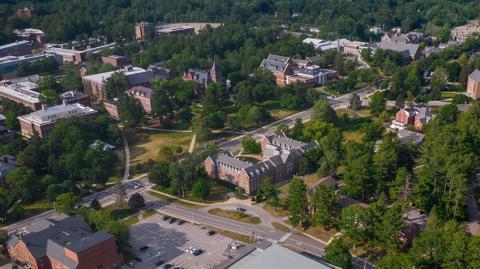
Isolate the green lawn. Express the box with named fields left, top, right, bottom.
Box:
left=103, top=203, right=136, bottom=220
left=21, top=200, right=53, bottom=220
left=343, top=130, right=364, bottom=143
left=142, top=209, right=157, bottom=219
left=441, top=91, right=462, bottom=99
left=147, top=191, right=204, bottom=209
left=183, top=180, right=233, bottom=204
left=204, top=226, right=256, bottom=244
left=122, top=215, right=140, bottom=226
left=207, top=208, right=261, bottom=224
left=271, top=222, right=291, bottom=233
left=303, top=226, right=337, bottom=242
left=259, top=100, right=299, bottom=120
left=126, top=129, right=195, bottom=164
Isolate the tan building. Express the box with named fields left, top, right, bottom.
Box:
left=205, top=134, right=317, bottom=194
left=467, top=69, right=480, bottom=100
left=0, top=75, right=41, bottom=111
left=18, top=103, right=97, bottom=139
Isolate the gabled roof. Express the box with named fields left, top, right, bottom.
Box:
left=469, top=69, right=480, bottom=82
left=377, top=40, right=420, bottom=59
left=260, top=59, right=291, bottom=73
left=266, top=54, right=290, bottom=63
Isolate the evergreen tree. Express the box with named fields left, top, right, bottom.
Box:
left=287, top=178, right=309, bottom=227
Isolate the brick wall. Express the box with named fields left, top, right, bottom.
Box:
left=467, top=77, right=480, bottom=100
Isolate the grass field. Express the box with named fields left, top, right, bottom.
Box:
left=303, top=226, right=338, bottom=243
left=204, top=225, right=255, bottom=244
left=343, top=130, right=364, bottom=143
left=183, top=180, right=233, bottom=203
left=207, top=208, right=261, bottom=224
left=260, top=100, right=299, bottom=120
left=103, top=203, right=136, bottom=220
left=123, top=215, right=140, bottom=226
left=142, top=209, right=157, bottom=219
left=126, top=129, right=194, bottom=164
left=147, top=191, right=204, bottom=209
left=263, top=203, right=290, bottom=217
left=271, top=222, right=290, bottom=232
left=22, top=200, right=53, bottom=220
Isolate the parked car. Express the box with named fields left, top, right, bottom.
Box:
left=163, top=263, right=172, bottom=269
left=167, top=218, right=176, bottom=224
left=155, top=260, right=165, bottom=266
left=207, top=230, right=216, bottom=236
left=192, top=249, right=202, bottom=256
left=139, top=245, right=149, bottom=252
left=177, top=220, right=185, bottom=225
left=236, top=207, right=246, bottom=212
left=154, top=251, right=165, bottom=258
left=162, top=216, right=170, bottom=221
left=134, top=257, right=142, bottom=262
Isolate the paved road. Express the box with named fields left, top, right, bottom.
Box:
left=4, top=177, right=151, bottom=234
left=143, top=192, right=375, bottom=269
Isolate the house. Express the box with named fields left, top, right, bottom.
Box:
left=182, top=60, right=223, bottom=89
left=0, top=41, right=32, bottom=58
left=205, top=133, right=318, bottom=194
left=102, top=55, right=129, bottom=68
left=0, top=155, right=16, bottom=185
left=467, top=69, right=480, bottom=100
left=391, top=106, right=432, bottom=131
left=18, top=103, right=97, bottom=139
left=59, top=91, right=90, bottom=107
left=0, top=75, right=41, bottom=111
left=400, top=207, right=428, bottom=247
left=7, top=215, right=124, bottom=269
left=396, top=129, right=425, bottom=145
left=259, top=54, right=294, bottom=86
left=82, top=66, right=154, bottom=101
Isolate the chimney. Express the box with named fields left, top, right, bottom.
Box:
left=41, top=104, right=47, bottom=110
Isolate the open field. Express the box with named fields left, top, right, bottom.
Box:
left=126, top=129, right=194, bottom=164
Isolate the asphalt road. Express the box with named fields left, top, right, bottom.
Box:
left=218, top=87, right=380, bottom=152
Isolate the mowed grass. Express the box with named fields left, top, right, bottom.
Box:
left=183, top=181, right=233, bottom=204
left=303, top=226, right=338, bottom=243
left=204, top=226, right=256, bottom=244
left=147, top=191, right=204, bottom=209
left=343, top=130, right=364, bottom=143
left=126, top=129, right=194, bottom=164
left=103, top=203, right=136, bottom=220
left=207, top=208, right=261, bottom=224
left=271, top=222, right=291, bottom=233
left=122, top=215, right=140, bottom=226
left=142, top=208, right=157, bottom=219
left=22, top=199, right=53, bottom=219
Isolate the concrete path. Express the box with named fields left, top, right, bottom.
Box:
left=188, top=134, right=196, bottom=153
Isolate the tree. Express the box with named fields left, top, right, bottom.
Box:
left=39, top=89, right=59, bottom=106
left=313, top=100, right=337, bottom=124
left=334, top=52, right=345, bottom=76
left=6, top=168, right=40, bottom=202
left=54, top=192, right=79, bottom=214
left=311, top=184, right=340, bottom=228
left=148, top=161, right=170, bottom=187
left=377, top=253, right=414, bottom=269
left=390, top=167, right=412, bottom=202
left=369, top=92, right=386, bottom=116
left=379, top=203, right=405, bottom=253
left=104, top=72, right=129, bottom=99
left=349, top=93, right=361, bottom=114
left=128, top=193, right=145, bottom=211
left=118, top=94, right=144, bottom=128
left=90, top=198, right=101, bottom=210
left=192, top=179, right=209, bottom=199
left=324, top=238, right=352, bottom=269
left=38, top=75, right=62, bottom=93
left=287, top=178, right=309, bottom=227
left=261, top=177, right=279, bottom=207
left=339, top=205, right=370, bottom=246
left=242, top=136, right=261, bottom=154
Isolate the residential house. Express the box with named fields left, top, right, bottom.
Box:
left=391, top=106, right=432, bottom=131
left=7, top=215, right=124, bottom=269
left=205, top=133, right=317, bottom=194
left=467, top=69, right=480, bottom=100
left=0, top=75, right=41, bottom=110
left=18, top=103, right=97, bottom=139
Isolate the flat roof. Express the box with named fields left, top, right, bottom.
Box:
left=18, top=103, right=96, bottom=125
left=0, top=75, right=40, bottom=103
left=228, top=244, right=336, bottom=269
left=0, top=40, right=31, bottom=50
left=82, top=66, right=149, bottom=84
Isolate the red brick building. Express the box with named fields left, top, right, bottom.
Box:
left=205, top=134, right=317, bottom=194
left=16, top=7, right=36, bottom=17
left=102, top=55, right=129, bottom=68
left=8, top=215, right=124, bottom=269
left=135, top=22, right=154, bottom=40
left=392, top=106, right=432, bottom=131
left=260, top=54, right=294, bottom=86
left=182, top=60, right=223, bottom=90
left=128, top=86, right=153, bottom=113
left=59, top=91, right=90, bottom=107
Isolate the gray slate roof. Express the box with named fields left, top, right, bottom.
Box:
left=469, top=69, right=480, bottom=82
left=378, top=40, right=419, bottom=59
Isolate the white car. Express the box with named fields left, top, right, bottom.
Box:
left=154, top=251, right=165, bottom=258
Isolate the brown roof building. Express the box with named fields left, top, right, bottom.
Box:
left=205, top=134, right=317, bottom=194
left=467, top=69, right=480, bottom=100
left=8, top=215, right=124, bottom=269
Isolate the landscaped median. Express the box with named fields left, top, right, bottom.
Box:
left=207, top=208, right=261, bottom=224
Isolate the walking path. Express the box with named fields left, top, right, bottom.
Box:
left=188, top=134, right=196, bottom=153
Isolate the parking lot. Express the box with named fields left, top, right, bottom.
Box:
left=126, top=214, right=241, bottom=269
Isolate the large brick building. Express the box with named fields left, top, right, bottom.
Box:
left=391, top=106, right=432, bottom=131
left=82, top=66, right=154, bottom=101
left=18, top=103, right=97, bottom=139
left=0, top=75, right=41, bottom=111
left=205, top=134, right=317, bottom=194
left=182, top=60, right=223, bottom=89
left=467, top=69, right=480, bottom=100
left=8, top=215, right=124, bottom=269
left=0, top=41, right=32, bottom=58
left=260, top=54, right=337, bottom=87
left=128, top=86, right=153, bottom=113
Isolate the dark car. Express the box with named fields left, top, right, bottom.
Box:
left=192, top=249, right=202, bottom=256
left=236, top=207, right=246, bottom=212
left=167, top=218, right=176, bottom=224
left=177, top=220, right=185, bottom=225
left=133, top=257, right=142, bottom=262
left=139, top=245, right=149, bottom=252
left=162, top=216, right=170, bottom=221
left=207, top=230, right=216, bottom=236
left=155, top=260, right=165, bottom=266
left=163, top=264, right=172, bottom=269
